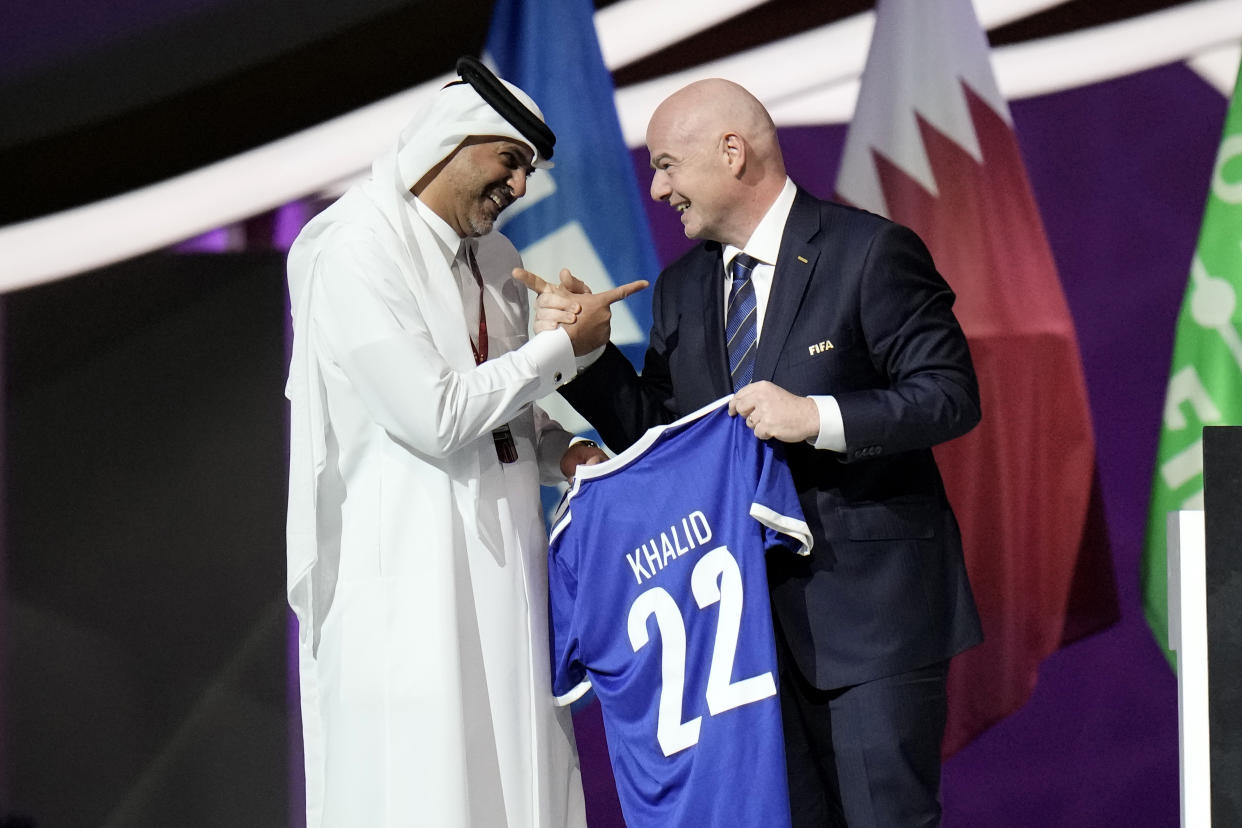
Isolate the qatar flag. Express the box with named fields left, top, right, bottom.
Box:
left=835, top=0, right=1119, bottom=755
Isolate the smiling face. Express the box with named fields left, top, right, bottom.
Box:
left=419, top=136, right=535, bottom=237
left=646, top=104, right=735, bottom=243
left=645, top=80, right=788, bottom=248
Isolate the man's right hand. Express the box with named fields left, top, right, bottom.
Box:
left=512, top=267, right=648, bottom=356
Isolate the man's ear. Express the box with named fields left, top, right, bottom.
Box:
left=722, top=132, right=746, bottom=178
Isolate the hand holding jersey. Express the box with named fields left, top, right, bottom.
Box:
left=728, top=381, right=820, bottom=442
left=559, top=439, right=608, bottom=479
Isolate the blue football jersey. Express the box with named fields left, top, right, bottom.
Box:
left=548, top=397, right=812, bottom=827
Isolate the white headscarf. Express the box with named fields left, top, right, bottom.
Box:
left=394, top=75, right=552, bottom=191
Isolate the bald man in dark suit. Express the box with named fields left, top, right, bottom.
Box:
left=519, top=78, right=982, bottom=828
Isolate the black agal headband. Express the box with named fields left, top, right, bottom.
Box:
left=449, top=56, right=556, bottom=163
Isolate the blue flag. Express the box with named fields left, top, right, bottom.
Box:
left=485, top=0, right=659, bottom=414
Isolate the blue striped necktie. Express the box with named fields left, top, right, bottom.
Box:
left=726, top=252, right=759, bottom=390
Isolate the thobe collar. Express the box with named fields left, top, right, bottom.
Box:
left=411, top=194, right=485, bottom=343
left=722, top=176, right=797, bottom=270
left=412, top=195, right=466, bottom=269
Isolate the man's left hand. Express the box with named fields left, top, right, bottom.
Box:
left=560, top=441, right=609, bottom=480
left=729, top=381, right=820, bottom=442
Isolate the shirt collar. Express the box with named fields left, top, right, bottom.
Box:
left=411, top=194, right=465, bottom=266
left=723, top=176, right=798, bottom=269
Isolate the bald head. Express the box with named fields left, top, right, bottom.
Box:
left=651, top=80, right=782, bottom=167
left=646, top=79, right=787, bottom=245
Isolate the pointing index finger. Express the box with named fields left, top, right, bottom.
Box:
left=595, top=279, right=651, bottom=306
left=512, top=267, right=553, bottom=294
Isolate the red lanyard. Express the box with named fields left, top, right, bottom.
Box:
left=464, top=244, right=488, bottom=365
left=462, top=243, right=518, bottom=463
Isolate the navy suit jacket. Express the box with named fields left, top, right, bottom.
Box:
left=560, top=189, right=983, bottom=690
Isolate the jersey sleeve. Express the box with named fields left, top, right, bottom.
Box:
left=547, top=508, right=592, bottom=706
left=748, top=434, right=813, bottom=557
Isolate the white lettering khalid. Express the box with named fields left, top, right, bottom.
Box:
left=626, top=511, right=713, bottom=584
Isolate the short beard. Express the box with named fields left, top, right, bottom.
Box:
left=466, top=185, right=510, bottom=236
left=466, top=212, right=495, bottom=236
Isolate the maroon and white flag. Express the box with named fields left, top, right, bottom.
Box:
left=835, top=0, right=1118, bottom=754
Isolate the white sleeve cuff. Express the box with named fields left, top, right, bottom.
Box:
left=575, top=343, right=606, bottom=373
left=810, top=395, right=846, bottom=452
left=527, top=327, right=579, bottom=390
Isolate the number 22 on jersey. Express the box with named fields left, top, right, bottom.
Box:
left=627, top=545, right=777, bottom=757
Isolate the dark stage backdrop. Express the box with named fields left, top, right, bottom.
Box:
left=0, top=58, right=1230, bottom=827
left=1, top=253, right=290, bottom=826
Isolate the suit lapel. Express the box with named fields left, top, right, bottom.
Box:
left=755, top=190, right=822, bottom=381
left=698, top=248, right=733, bottom=398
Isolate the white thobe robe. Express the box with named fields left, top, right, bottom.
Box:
left=286, top=173, right=587, bottom=827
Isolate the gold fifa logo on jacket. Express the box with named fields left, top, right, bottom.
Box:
left=808, top=340, right=835, bottom=356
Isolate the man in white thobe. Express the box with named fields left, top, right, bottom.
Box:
left=284, top=57, right=632, bottom=827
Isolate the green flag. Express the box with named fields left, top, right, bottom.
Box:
left=1143, top=61, right=1242, bottom=668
